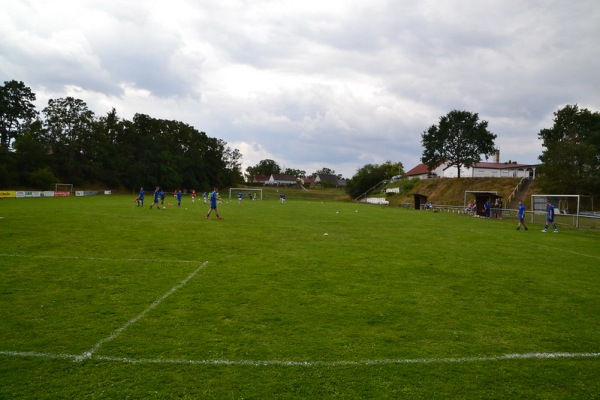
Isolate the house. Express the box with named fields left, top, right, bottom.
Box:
left=405, top=163, right=444, bottom=179
left=406, top=151, right=538, bottom=179
left=265, top=174, right=298, bottom=186
left=299, top=176, right=314, bottom=186
left=313, top=174, right=347, bottom=187
left=252, top=175, right=270, bottom=184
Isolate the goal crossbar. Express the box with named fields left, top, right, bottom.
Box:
left=55, top=183, right=73, bottom=193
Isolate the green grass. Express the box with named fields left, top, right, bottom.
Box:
left=1, top=195, right=599, bottom=399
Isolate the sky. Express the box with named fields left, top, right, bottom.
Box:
left=1, top=0, right=599, bottom=178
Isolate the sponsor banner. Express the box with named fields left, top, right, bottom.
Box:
left=104, top=190, right=112, bottom=195
left=1, top=191, right=16, bottom=198
left=54, top=191, right=71, bottom=197
left=76, top=191, right=99, bottom=196
left=16, top=191, right=43, bottom=198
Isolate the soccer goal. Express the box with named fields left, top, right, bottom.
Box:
left=531, top=194, right=595, bottom=228
left=229, top=188, right=263, bottom=200
left=55, top=183, right=73, bottom=194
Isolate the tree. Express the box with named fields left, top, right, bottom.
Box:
left=312, top=167, right=346, bottom=180
left=12, top=119, right=50, bottom=186
left=283, top=168, right=306, bottom=178
left=0, top=80, right=38, bottom=151
left=537, top=105, right=600, bottom=196
left=245, top=159, right=281, bottom=181
left=313, top=167, right=335, bottom=176
left=0, top=79, right=250, bottom=190
left=345, top=161, right=403, bottom=199
left=221, top=142, right=244, bottom=185
left=421, top=110, right=496, bottom=178
left=42, top=97, right=95, bottom=183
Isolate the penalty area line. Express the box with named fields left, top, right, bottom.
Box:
left=2, top=350, right=599, bottom=367
left=74, top=261, right=209, bottom=362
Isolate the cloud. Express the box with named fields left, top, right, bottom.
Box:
left=2, top=0, right=599, bottom=178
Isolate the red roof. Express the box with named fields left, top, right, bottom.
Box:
left=252, top=175, right=270, bottom=183
left=406, top=163, right=431, bottom=176
left=271, top=174, right=298, bottom=181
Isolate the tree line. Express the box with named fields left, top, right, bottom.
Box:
left=2, top=80, right=599, bottom=199
left=0, top=80, right=243, bottom=192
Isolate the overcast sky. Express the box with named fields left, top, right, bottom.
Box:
left=2, top=0, right=599, bottom=178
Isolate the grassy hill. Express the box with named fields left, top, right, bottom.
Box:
left=387, top=177, right=541, bottom=208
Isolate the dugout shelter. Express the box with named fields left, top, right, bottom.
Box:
left=412, top=193, right=428, bottom=210
left=464, top=191, right=501, bottom=217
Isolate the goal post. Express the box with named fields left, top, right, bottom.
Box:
left=531, top=194, right=594, bottom=228
left=229, top=188, right=263, bottom=200
left=55, top=183, right=73, bottom=194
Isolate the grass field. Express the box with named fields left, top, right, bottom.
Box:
left=1, top=194, right=599, bottom=399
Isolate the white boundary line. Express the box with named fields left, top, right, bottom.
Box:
left=1, top=350, right=599, bottom=367
left=0, top=253, right=202, bottom=264
left=74, top=261, right=208, bottom=362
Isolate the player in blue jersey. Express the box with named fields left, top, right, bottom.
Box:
left=176, top=190, right=182, bottom=207
left=542, top=200, right=558, bottom=233
left=137, top=187, right=145, bottom=207
left=149, top=186, right=161, bottom=209
left=206, top=188, right=222, bottom=219
left=516, top=201, right=528, bottom=230
left=484, top=199, right=491, bottom=218
left=238, top=192, right=243, bottom=204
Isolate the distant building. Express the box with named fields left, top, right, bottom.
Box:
left=265, top=174, right=298, bottom=186
left=252, top=175, right=270, bottom=184
left=313, top=174, right=347, bottom=187
left=406, top=150, right=538, bottom=179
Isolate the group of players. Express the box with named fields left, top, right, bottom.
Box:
left=134, top=186, right=559, bottom=230
left=136, top=186, right=222, bottom=219
left=516, top=199, right=558, bottom=233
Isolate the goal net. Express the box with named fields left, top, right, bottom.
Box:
left=229, top=188, right=263, bottom=200
left=55, top=183, right=73, bottom=194
left=531, top=194, right=595, bottom=228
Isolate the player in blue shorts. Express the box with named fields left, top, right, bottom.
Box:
left=176, top=190, right=182, bottom=207
left=206, top=187, right=222, bottom=219
left=516, top=201, right=528, bottom=230
left=542, top=200, right=558, bottom=233
left=137, top=187, right=145, bottom=207
left=149, top=186, right=161, bottom=210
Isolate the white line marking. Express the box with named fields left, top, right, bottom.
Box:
left=0, top=253, right=202, bottom=264
left=1, top=350, right=599, bottom=366
left=533, top=243, right=600, bottom=259
left=74, top=261, right=208, bottom=362
left=470, top=230, right=600, bottom=259
left=0, top=351, right=78, bottom=361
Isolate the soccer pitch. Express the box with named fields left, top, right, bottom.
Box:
left=1, top=195, right=599, bottom=399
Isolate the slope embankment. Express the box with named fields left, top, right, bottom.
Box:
left=387, top=177, right=541, bottom=208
